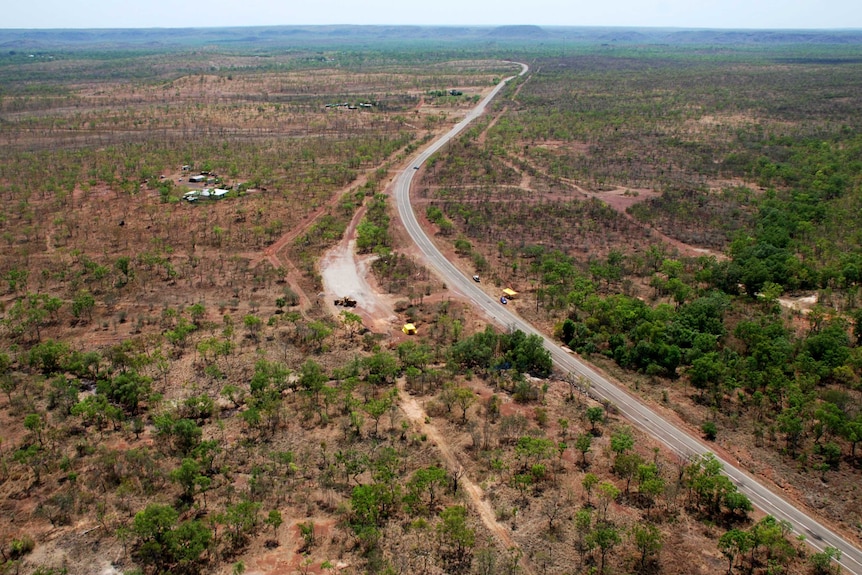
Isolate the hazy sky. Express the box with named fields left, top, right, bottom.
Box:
left=3, top=0, right=861, bottom=30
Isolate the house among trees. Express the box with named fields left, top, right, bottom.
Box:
left=402, top=323, right=417, bottom=335
left=502, top=288, right=518, bottom=299
left=188, top=175, right=206, bottom=183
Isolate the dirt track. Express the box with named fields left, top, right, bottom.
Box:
left=397, top=380, right=536, bottom=575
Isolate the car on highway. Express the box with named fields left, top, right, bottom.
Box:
left=472, top=275, right=480, bottom=282
left=413, top=166, right=420, bottom=169
left=500, top=296, right=508, bottom=305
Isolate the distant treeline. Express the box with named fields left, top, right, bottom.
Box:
left=2, top=25, right=862, bottom=52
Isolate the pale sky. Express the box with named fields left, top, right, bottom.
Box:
left=3, top=0, right=861, bottom=30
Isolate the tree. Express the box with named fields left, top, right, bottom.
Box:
left=303, top=321, right=332, bottom=351
left=170, top=458, right=204, bottom=503
left=363, top=394, right=393, bottom=437
left=71, top=394, right=113, bottom=430
left=340, top=310, right=363, bottom=338
left=437, top=506, right=475, bottom=574
left=154, top=415, right=202, bottom=456
left=723, top=490, right=754, bottom=516
left=0, top=352, right=14, bottom=402
left=24, top=413, right=44, bottom=446
left=844, top=418, right=862, bottom=459
left=133, top=502, right=178, bottom=548
left=452, top=386, right=476, bottom=422
left=170, top=519, right=212, bottom=567
left=405, top=466, right=448, bottom=515
left=356, top=219, right=387, bottom=253
left=265, top=510, right=283, bottom=541
left=702, top=421, right=718, bottom=441
left=223, top=500, right=261, bottom=550
left=71, top=290, right=96, bottom=322
left=586, top=406, right=605, bottom=433
left=243, top=314, right=263, bottom=341
left=14, top=444, right=48, bottom=485
left=502, top=331, right=553, bottom=377
left=718, top=528, right=751, bottom=575
left=631, top=522, right=662, bottom=572
left=4, top=268, right=29, bottom=294
left=514, top=436, right=555, bottom=474
left=748, top=515, right=794, bottom=569
left=26, top=339, right=70, bottom=374
left=349, top=483, right=389, bottom=548
left=188, top=302, right=206, bottom=326
left=299, top=359, right=327, bottom=407
left=115, top=256, right=133, bottom=285
left=596, top=481, right=620, bottom=521
left=298, top=521, right=316, bottom=551
left=7, top=293, right=51, bottom=341
left=133, top=504, right=212, bottom=570
left=588, top=521, right=621, bottom=574
left=43, top=296, right=63, bottom=322
left=613, top=452, right=643, bottom=495
left=582, top=473, right=599, bottom=506
left=636, top=464, right=665, bottom=513
left=396, top=340, right=432, bottom=371
left=610, top=427, right=634, bottom=455
left=810, top=546, right=842, bottom=575
left=221, top=383, right=246, bottom=409
left=572, top=508, right=594, bottom=569
left=685, top=453, right=751, bottom=518
left=99, top=370, right=152, bottom=414
left=362, top=351, right=398, bottom=385
left=474, top=547, right=497, bottom=575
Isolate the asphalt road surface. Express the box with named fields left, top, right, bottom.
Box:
left=393, top=62, right=862, bottom=575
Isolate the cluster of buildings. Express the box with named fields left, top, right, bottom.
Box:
left=324, top=102, right=375, bottom=110
left=183, top=188, right=230, bottom=202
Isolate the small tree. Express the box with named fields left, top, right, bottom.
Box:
left=453, top=386, right=476, bottom=423
left=575, top=433, right=592, bottom=468
left=405, top=466, right=448, bottom=515
left=437, top=505, right=475, bottom=574
left=582, top=472, right=599, bottom=506
left=298, top=520, right=315, bottom=551
left=133, top=503, right=178, bottom=569
left=631, top=522, right=663, bottom=572
left=810, top=546, right=842, bottom=575
left=596, top=481, right=620, bottom=521
left=243, top=314, right=263, bottom=341
left=265, top=509, right=283, bottom=541
left=589, top=521, right=621, bottom=574
left=586, top=406, right=605, bottom=433
left=609, top=427, right=634, bottom=455
left=363, top=394, right=392, bottom=437
left=718, top=529, right=751, bottom=575
left=170, top=458, right=204, bottom=503
left=0, top=351, right=15, bottom=402
left=24, top=413, right=44, bottom=446
left=188, top=303, right=206, bottom=326
left=224, top=499, right=261, bottom=550
left=71, top=290, right=96, bottom=322
left=572, top=508, right=594, bottom=568
left=702, top=421, right=718, bottom=441
left=340, top=310, right=363, bottom=338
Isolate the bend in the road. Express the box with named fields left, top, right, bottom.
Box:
left=391, top=60, right=862, bottom=575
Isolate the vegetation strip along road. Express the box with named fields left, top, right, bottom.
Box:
left=393, top=61, right=862, bottom=575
